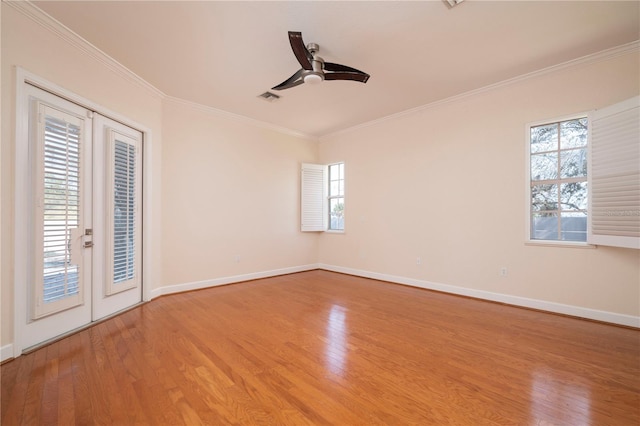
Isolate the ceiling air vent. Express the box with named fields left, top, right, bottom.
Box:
left=445, top=0, right=464, bottom=8
left=258, top=91, right=280, bottom=102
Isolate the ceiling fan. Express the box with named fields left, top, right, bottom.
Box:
left=271, top=31, right=370, bottom=91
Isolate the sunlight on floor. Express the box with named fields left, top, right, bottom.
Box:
left=530, top=368, right=591, bottom=425
left=325, top=304, right=348, bottom=376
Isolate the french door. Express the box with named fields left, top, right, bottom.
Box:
left=21, top=84, right=142, bottom=350
left=92, top=115, right=143, bottom=321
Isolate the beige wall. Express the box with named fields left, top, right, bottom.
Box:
left=318, top=51, right=640, bottom=317
left=2, top=1, right=639, bottom=355
left=1, top=3, right=320, bottom=352
left=1, top=4, right=164, bottom=349
left=160, top=100, right=319, bottom=287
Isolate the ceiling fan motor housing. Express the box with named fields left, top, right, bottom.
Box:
left=303, top=61, right=325, bottom=83
left=307, top=43, right=325, bottom=81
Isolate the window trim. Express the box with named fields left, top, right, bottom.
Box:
left=525, top=112, right=594, bottom=248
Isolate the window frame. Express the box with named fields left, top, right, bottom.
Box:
left=525, top=113, right=594, bottom=248
left=327, top=162, right=345, bottom=232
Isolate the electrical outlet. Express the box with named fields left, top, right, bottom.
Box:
left=500, top=267, right=508, bottom=277
left=234, top=255, right=241, bottom=263
left=416, top=257, right=422, bottom=265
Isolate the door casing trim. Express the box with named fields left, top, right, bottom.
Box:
left=13, top=67, right=155, bottom=358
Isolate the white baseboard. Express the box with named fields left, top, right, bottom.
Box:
left=1, top=344, right=15, bottom=362
left=318, top=263, right=640, bottom=328
left=4, top=263, right=635, bottom=359
left=149, top=263, right=320, bottom=299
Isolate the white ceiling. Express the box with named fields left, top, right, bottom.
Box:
left=33, top=0, right=639, bottom=138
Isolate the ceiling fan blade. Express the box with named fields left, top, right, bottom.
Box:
left=324, top=62, right=367, bottom=74
left=324, top=71, right=370, bottom=83
left=271, top=68, right=305, bottom=91
left=288, top=31, right=313, bottom=70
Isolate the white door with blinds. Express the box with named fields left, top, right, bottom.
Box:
left=21, top=85, right=142, bottom=350
left=92, top=115, right=142, bottom=321
left=22, top=85, right=94, bottom=349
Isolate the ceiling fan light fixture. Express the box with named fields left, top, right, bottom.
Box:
left=303, top=73, right=324, bottom=85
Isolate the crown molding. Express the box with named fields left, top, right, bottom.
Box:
left=320, top=40, right=640, bottom=141
left=5, top=0, right=166, bottom=99
left=6, top=0, right=317, bottom=141
left=164, top=96, right=318, bottom=142
left=8, top=0, right=637, bottom=142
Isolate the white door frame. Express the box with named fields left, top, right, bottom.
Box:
left=13, top=67, right=154, bottom=357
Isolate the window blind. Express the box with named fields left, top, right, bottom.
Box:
left=588, top=96, right=640, bottom=249
left=42, top=113, right=81, bottom=303
left=113, top=140, right=136, bottom=284
left=105, top=130, right=140, bottom=295
left=33, top=103, right=87, bottom=319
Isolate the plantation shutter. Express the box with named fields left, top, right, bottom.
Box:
left=588, top=96, right=640, bottom=249
left=301, top=163, right=327, bottom=232
left=104, top=128, right=141, bottom=294
left=34, top=104, right=87, bottom=318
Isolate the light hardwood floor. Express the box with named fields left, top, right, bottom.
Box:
left=2, top=270, right=639, bottom=425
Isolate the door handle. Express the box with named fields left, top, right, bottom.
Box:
left=83, top=241, right=94, bottom=248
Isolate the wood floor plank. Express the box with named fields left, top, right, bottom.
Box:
left=55, top=336, right=76, bottom=425
left=40, top=342, right=60, bottom=425
left=1, top=352, right=34, bottom=425
left=2, top=270, right=639, bottom=425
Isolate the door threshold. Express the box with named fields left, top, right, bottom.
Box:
left=21, top=301, right=146, bottom=355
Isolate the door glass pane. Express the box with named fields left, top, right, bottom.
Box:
left=113, top=140, right=136, bottom=285
left=43, top=115, right=80, bottom=304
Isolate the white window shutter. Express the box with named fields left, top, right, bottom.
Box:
left=588, top=96, right=640, bottom=249
left=33, top=103, right=87, bottom=319
left=104, top=129, right=141, bottom=294
left=301, top=163, right=327, bottom=232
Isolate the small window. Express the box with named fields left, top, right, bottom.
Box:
left=300, top=162, right=345, bottom=232
left=328, top=163, right=345, bottom=231
left=528, top=117, right=588, bottom=242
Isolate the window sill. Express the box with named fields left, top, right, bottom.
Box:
left=525, top=240, right=596, bottom=249
left=325, top=229, right=345, bottom=234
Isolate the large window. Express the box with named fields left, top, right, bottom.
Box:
left=328, top=163, right=345, bottom=231
left=528, top=117, right=588, bottom=242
